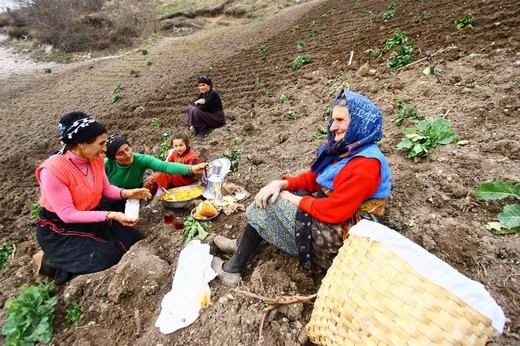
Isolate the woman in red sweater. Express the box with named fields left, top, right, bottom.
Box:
left=211, top=89, right=392, bottom=286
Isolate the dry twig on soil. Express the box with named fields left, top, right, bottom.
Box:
left=237, top=289, right=317, bottom=345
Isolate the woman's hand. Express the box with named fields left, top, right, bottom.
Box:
left=190, top=163, right=209, bottom=175
left=255, top=180, right=287, bottom=209
left=122, top=188, right=152, bottom=200
left=194, top=98, right=206, bottom=105
left=107, top=211, right=139, bottom=227
left=279, top=190, right=303, bottom=206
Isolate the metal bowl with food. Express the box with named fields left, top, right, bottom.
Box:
left=161, top=185, right=205, bottom=209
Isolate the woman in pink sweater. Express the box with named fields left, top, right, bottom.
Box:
left=34, top=112, right=151, bottom=284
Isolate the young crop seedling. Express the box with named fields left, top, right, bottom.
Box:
left=223, top=149, right=242, bottom=170
left=43, top=68, right=51, bottom=74
left=388, top=2, right=397, bottom=10
left=130, top=70, right=140, bottom=78
left=361, top=9, right=373, bottom=16
left=65, top=301, right=83, bottom=325
left=112, top=83, right=124, bottom=93
left=2, top=280, right=57, bottom=345
left=146, top=60, right=153, bottom=66
left=396, top=118, right=458, bottom=158
left=476, top=179, right=520, bottom=234
left=254, top=76, right=262, bottom=85
left=371, top=48, right=382, bottom=59
left=394, top=103, right=425, bottom=126
left=305, top=30, right=319, bottom=39
left=454, top=13, right=476, bottom=30
left=88, top=64, right=94, bottom=70
left=155, top=130, right=171, bottom=160
left=310, top=125, right=328, bottom=141
left=134, top=106, right=144, bottom=112
left=232, top=137, right=244, bottom=145
left=287, top=110, right=298, bottom=119
left=279, top=94, right=289, bottom=104
left=296, top=41, right=305, bottom=49
left=149, top=118, right=161, bottom=128
left=382, top=11, right=395, bottom=21
left=257, top=44, right=268, bottom=53
left=31, top=201, right=41, bottom=219
left=419, top=11, right=428, bottom=20
left=292, top=54, right=310, bottom=70
left=386, top=44, right=413, bottom=70
left=140, top=48, right=149, bottom=55
left=0, top=241, right=15, bottom=271
left=291, top=25, right=300, bottom=33
left=112, top=94, right=121, bottom=103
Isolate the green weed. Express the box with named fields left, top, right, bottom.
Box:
left=476, top=179, right=520, bottom=234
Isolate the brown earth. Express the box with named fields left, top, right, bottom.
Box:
left=1, top=0, right=519, bottom=345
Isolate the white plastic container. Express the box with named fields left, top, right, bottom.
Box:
left=124, top=199, right=140, bottom=219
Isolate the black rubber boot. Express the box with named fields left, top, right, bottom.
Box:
left=223, top=224, right=262, bottom=274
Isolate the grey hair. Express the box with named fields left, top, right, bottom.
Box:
left=333, top=97, right=348, bottom=108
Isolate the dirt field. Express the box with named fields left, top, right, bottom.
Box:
left=0, top=0, right=519, bottom=345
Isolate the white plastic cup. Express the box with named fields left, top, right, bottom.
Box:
left=125, top=199, right=140, bottom=219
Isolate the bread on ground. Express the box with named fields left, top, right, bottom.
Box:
left=195, top=201, right=218, bottom=218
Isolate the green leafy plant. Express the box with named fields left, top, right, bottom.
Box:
left=130, top=70, right=140, bottom=78
left=149, top=118, right=161, bottom=128
left=254, top=76, right=262, bottom=85
left=454, top=13, right=476, bottom=30
left=361, top=9, right=373, bottom=16
left=394, top=104, right=425, bottom=126
left=476, top=179, right=520, bottom=235
left=112, top=83, right=124, bottom=93
left=396, top=118, right=459, bottom=158
left=65, top=301, right=83, bottom=325
left=182, top=216, right=210, bottom=246
left=223, top=149, right=242, bottom=170
left=386, top=44, right=413, bottom=69
left=257, top=44, right=268, bottom=53
left=87, top=64, right=94, bottom=70
left=287, top=110, right=298, bottom=119
left=382, top=10, right=395, bottom=21
left=0, top=241, right=15, bottom=271
left=232, top=137, right=243, bottom=145
left=134, top=106, right=144, bottom=112
left=279, top=94, right=289, bottom=104
left=291, top=25, right=300, bottom=32
left=146, top=60, right=153, bottom=66
left=296, top=41, right=305, bottom=49
left=309, top=20, right=316, bottom=27
left=322, top=104, right=332, bottom=119
left=292, top=54, right=310, bottom=70
left=2, top=280, right=57, bottom=345
left=305, top=30, right=319, bottom=39
left=387, top=2, right=396, bottom=10
left=310, top=125, right=328, bottom=141
left=210, top=59, right=217, bottom=66
left=370, top=48, right=382, bottom=59
left=385, top=30, right=408, bottom=50
left=31, top=201, right=41, bottom=219
left=43, top=68, right=51, bottom=74
left=155, top=130, right=171, bottom=160
left=140, top=48, right=149, bottom=55
left=419, top=10, right=428, bottom=20
left=112, top=94, right=121, bottom=103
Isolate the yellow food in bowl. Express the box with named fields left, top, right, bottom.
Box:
left=162, top=186, right=204, bottom=202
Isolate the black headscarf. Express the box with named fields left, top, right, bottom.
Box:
left=60, top=116, right=107, bottom=146
left=105, top=135, right=129, bottom=160
left=197, top=76, right=212, bottom=86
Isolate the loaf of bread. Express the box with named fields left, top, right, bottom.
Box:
left=195, top=201, right=218, bottom=218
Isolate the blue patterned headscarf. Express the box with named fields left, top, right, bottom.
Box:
left=311, top=88, right=383, bottom=174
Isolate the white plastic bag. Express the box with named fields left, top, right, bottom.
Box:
left=155, top=240, right=217, bottom=334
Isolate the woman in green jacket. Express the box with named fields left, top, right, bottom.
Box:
left=104, top=136, right=207, bottom=211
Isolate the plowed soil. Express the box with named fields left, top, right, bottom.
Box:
left=0, top=0, right=519, bottom=345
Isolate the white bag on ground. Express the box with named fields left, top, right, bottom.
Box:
left=155, top=240, right=217, bottom=334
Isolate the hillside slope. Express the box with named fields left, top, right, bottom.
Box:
left=0, top=0, right=519, bottom=344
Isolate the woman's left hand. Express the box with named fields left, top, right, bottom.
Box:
left=279, top=190, right=303, bottom=206
left=123, top=188, right=152, bottom=200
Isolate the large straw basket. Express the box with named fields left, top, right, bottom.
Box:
left=305, top=221, right=498, bottom=345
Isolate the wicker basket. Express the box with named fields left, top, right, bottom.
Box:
left=305, top=232, right=495, bottom=345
